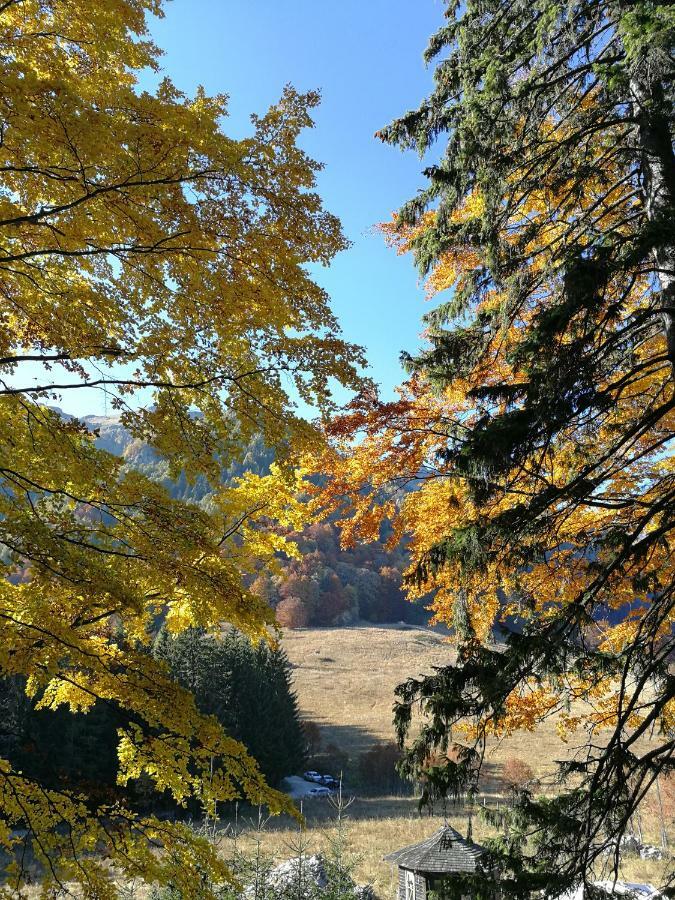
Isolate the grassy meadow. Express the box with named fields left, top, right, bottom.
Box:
left=283, top=623, right=594, bottom=782
left=273, top=625, right=672, bottom=895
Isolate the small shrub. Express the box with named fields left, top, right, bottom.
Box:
left=358, top=742, right=406, bottom=795
left=501, top=757, right=535, bottom=790
left=276, top=597, right=311, bottom=628
left=303, top=720, right=323, bottom=756
left=150, top=885, right=234, bottom=900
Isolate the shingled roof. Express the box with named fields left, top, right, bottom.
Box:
left=383, top=825, right=486, bottom=874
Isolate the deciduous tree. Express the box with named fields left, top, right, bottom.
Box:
left=0, top=0, right=362, bottom=894
left=501, top=759, right=536, bottom=793
left=276, top=597, right=311, bottom=630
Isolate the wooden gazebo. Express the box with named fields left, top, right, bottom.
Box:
left=384, top=825, right=488, bottom=900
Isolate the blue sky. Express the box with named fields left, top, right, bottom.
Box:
left=45, top=1, right=445, bottom=417
left=147, top=0, right=444, bottom=402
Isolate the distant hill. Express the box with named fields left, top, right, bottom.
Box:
left=77, top=413, right=428, bottom=628
left=75, top=413, right=272, bottom=505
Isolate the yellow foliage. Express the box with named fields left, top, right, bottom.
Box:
left=0, top=1, right=363, bottom=894
left=310, top=113, right=674, bottom=769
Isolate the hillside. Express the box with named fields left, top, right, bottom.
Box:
left=249, top=625, right=673, bottom=898
left=283, top=624, right=451, bottom=759
left=282, top=624, right=662, bottom=789
left=73, top=413, right=425, bottom=628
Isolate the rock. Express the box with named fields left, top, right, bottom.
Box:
left=353, top=884, right=376, bottom=900
left=592, top=880, right=664, bottom=898
left=557, top=881, right=664, bottom=900
left=602, top=834, right=658, bottom=858
left=619, top=835, right=642, bottom=854
left=267, top=854, right=328, bottom=891
left=602, top=833, right=668, bottom=862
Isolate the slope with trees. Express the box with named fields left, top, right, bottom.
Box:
left=80, top=415, right=424, bottom=627
left=153, top=628, right=306, bottom=791
left=312, top=1, right=674, bottom=895
left=253, top=521, right=426, bottom=628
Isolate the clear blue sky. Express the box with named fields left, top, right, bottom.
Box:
left=147, top=0, right=444, bottom=401
left=43, top=1, right=445, bottom=417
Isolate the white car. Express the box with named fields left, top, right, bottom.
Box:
left=318, top=775, right=339, bottom=789
left=307, top=786, right=332, bottom=797
left=303, top=770, right=322, bottom=783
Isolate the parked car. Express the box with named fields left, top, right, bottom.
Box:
left=319, top=775, right=339, bottom=789
left=307, top=786, right=332, bottom=797
left=303, top=771, right=322, bottom=783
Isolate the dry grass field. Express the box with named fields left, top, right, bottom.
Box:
left=283, top=624, right=453, bottom=758
left=15, top=624, right=674, bottom=897
left=229, top=794, right=672, bottom=899
left=282, top=623, right=588, bottom=783
left=272, top=624, right=672, bottom=895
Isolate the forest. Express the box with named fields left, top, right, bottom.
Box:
left=85, top=415, right=427, bottom=629
left=0, top=628, right=305, bottom=803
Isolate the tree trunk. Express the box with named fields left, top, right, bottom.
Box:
left=629, top=70, right=675, bottom=369
left=655, top=775, right=668, bottom=850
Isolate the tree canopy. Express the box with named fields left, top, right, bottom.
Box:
left=312, top=0, right=674, bottom=894
left=0, top=0, right=362, bottom=894
left=0, top=626, right=305, bottom=827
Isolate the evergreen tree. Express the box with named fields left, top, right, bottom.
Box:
left=322, top=788, right=360, bottom=900
left=154, top=626, right=235, bottom=730
left=384, top=2, right=675, bottom=894
left=0, top=674, right=121, bottom=802
left=239, top=638, right=307, bottom=786
left=313, top=1, right=674, bottom=895
left=154, top=629, right=306, bottom=789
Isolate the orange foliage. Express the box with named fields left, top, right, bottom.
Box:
left=306, top=120, right=675, bottom=748
left=275, top=597, right=311, bottom=629
left=502, top=758, right=536, bottom=790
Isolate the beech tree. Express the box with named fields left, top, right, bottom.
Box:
left=0, top=1, right=362, bottom=895
left=312, top=1, right=674, bottom=894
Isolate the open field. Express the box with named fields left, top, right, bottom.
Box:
left=274, top=624, right=672, bottom=895
left=15, top=625, right=674, bottom=897
left=282, top=623, right=587, bottom=783
left=229, top=794, right=672, bottom=899
left=283, top=624, right=453, bottom=759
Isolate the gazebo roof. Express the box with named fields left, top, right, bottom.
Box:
left=383, top=825, right=486, bottom=874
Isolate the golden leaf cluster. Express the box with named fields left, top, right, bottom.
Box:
left=310, top=116, right=673, bottom=748
left=0, top=0, right=364, bottom=894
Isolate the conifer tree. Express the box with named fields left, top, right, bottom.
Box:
left=313, top=1, right=674, bottom=894
left=155, top=628, right=305, bottom=789
left=323, top=787, right=359, bottom=900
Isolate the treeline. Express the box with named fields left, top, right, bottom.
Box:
left=86, top=417, right=428, bottom=628
left=252, top=522, right=427, bottom=628
left=0, top=628, right=305, bottom=811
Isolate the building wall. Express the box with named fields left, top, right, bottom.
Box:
left=415, top=872, right=427, bottom=900
left=397, top=867, right=427, bottom=900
